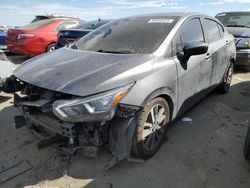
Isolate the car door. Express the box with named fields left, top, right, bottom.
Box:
left=172, top=17, right=211, bottom=114
left=203, top=18, right=228, bottom=85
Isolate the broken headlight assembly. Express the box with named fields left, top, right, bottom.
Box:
left=53, top=83, right=134, bottom=122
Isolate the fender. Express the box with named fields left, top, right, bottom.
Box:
left=109, top=87, right=175, bottom=160
left=141, top=86, right=175, bottom=108
left=109, top=104, right=142, bottom=159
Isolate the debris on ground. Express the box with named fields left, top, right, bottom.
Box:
left=181, top=117, right=193, bottom=123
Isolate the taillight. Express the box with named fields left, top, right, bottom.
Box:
left=17, top=33, right=35, bottom=40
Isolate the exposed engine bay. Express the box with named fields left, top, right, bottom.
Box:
left=1, top=76, right=141, bottom=163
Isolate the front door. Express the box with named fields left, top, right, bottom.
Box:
left=173, top=17, right=212, bottom=114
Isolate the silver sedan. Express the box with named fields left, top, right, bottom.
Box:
left=3, top=13, right=236, bottom=162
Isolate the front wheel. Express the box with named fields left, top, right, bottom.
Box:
left=217, top=62, right=234, bottom=94
left=132, top=98, right=170, bottom=159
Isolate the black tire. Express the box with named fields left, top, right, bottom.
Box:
left=46, top=43, right=56, bottom=52
left=244, top=125, right=250, bottom=160
left=132, top=97, right=170, bottom=159
left=217, top=62, right=234, bottom=94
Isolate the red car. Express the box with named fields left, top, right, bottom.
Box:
left=6, top=18, right=82, bottom=56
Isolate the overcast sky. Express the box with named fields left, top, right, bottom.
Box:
left=1, top=0, right=250, bottom=26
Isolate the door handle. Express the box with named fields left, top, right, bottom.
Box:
left=205, top=53, right=211, bottom=60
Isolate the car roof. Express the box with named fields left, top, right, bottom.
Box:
left=41, top=18, right=80, bottom=23
left=50, top=18, right=80, bottom=21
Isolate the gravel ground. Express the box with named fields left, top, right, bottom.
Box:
left=0, top=54, right=250, bottom=188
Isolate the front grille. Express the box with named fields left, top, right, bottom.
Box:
left=28, top=113, right=75, bottom=138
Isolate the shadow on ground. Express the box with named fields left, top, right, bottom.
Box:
left=7, top=54, right=30, bottom=65
left=0, top=95, right=12, bottom=103
left=0, top=81, right=249, bottom=188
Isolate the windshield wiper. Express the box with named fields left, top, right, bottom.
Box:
left=226, top=24, right=250, bottom=28
left=97, top=49, right=132, bottom=54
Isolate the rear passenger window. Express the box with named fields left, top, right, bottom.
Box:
left=181, top=18, right=204, bottom=45
left=205, top=19, right=221, bottom=42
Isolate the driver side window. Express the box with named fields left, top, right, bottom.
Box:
left=181, top=18, right=205, bottom=46
left=171, top=18, right=205, bottom=57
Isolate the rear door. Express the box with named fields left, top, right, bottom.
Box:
left=203, top=18, right=228, bottom=85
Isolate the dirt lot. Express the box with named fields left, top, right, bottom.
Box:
left=0, top=55, right=250, bottom=188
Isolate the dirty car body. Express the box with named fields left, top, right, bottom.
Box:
left=3, top=13, right=236, bottom=161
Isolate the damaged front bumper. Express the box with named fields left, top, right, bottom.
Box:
left=13, top=90, right=142, bottom=162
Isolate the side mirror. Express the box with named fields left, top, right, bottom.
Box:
left=177, top=42, right=208, bottom=63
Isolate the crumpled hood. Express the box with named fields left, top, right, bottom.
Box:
left=226, top=27, right=250, bottom=38
left=14, top=48, right=154, bottom=96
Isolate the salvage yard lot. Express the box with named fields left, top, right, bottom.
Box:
left=0, top=55, right=250, bottom=188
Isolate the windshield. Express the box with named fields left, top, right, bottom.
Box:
left=75, top=16, right=179, bottom=54
left=75, top=20, right=109, bottom=30
left=216, top=12, right=250, bottom=27
left=21, top=19, right=54, bottom=29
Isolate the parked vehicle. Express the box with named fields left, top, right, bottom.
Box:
left=2, top=13, right=236, bottom=162
left=0, top=25, right=8, bottom=51
left=216, top=11, right=250, bottom=71
left=30, top=15, right=81, bottom=23
left=55, top=19, right=110, bottom=49
left=244, top=125, right=250, bottom=160
left=0, top=50, right=16, bottom=90
left=6, top=18, right=82, bottom=56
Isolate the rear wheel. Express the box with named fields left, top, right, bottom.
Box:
left=132, top=98, right=170, bottom=159
left=217, top=62, right=234, bottom=94
left=46, top=43, right=56, bottom=52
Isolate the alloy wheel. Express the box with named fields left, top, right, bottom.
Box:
left=142, top=104, right=166, bottom=150
left=49, top=45, right=55, bottom=52
left=226, top=64, right=234, bottom=85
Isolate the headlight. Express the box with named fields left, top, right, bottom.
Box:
left=53, top=83, right=133, bottom=122
left=236, top=38, right=250, bottom=49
